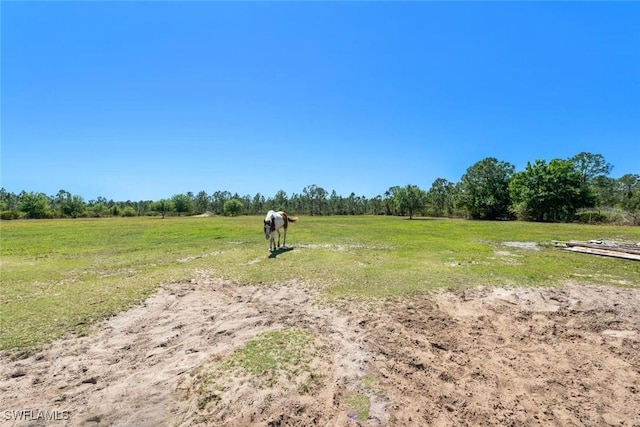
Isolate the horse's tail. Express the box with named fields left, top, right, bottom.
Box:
left=280, top=211, right=298, bottom=223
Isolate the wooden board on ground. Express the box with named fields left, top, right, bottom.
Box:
left=562, top=242, right=640, bottom=261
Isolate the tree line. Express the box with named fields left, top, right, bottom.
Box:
left=1, top=152, right=638, bottom=224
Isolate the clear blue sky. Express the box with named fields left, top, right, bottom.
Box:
left=2, top=1, right=638, bottom=202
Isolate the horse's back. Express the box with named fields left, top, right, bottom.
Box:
left=265, top=210, right=297, bottom=225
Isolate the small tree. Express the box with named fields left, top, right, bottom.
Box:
left=1, top=188, right=19, bottom=212
left=90, top=203, right=111, bottom=218
left=570, top=152, right=612, bottom=186
left=394, top=185, right=426, bottom=219
left=509, top=159, right=587, bottom=222
left=427, top=178, right=456, bottom=217
left=19, top=192, right=51, bottom=219
left=62, top=194, right=86, bottom=218
left=223, top=199, right=243, bottom=216
left=122, top=206, right=137, bottom=217
left=460, top=157, right=514, bottom=220
left=151, top=199, right=174, bottom=218
left=619, top=174, right=640, bottom=225
left=172, top=193, right=193, bottom=217
left=384, top=186, right=401, bottom=215
left=273, top=190, right=288, bottom=212
left=194, top=191, right=210, bottom=214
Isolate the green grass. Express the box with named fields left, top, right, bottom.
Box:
left=192, top=328, right=315, bottom=412
left=1, top=215, right=639, bottom=352
left=345, top=392, right=371, bottom=422
left=223, top=328, right=314, bottom=385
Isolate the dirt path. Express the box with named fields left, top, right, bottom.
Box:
left=1, top=274, right=639, bottom=426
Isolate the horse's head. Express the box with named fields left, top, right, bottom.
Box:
left=263, top=219, right=271, bottom=240
left=264, top=214, right=276, bottom=239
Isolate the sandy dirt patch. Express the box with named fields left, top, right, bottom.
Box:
left=358, top=285, right=640, bottom=426
left=1, top=275, right=639, bottom=426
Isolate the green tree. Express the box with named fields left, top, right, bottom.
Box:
left=509, top=159, right=587, bottom=222
left=135, top=200, right=152, bottom=216
left=569, top=152, right=612, bottom=209
left=194, top=191, right=210, bottom=214
left=369, top=195, right=383, bottom=215
left=54, top=189, right=70, bottom=218
left=460, top=157, right=514, bottom=220
left=211, top=191, right=231, bottom=215
left=62, top=194, right=86, bottom=218
left=121, top=206, right=137, bottom=217
left=223, top=198, right=243, bottom=216
left=252, top=193, right=265, bottom=215
left=303, top=185, right=328, bottom=216
left=151, top=199, right=174, bottom=218
left=427, top=178, right=456, bottom=217
left=591, top=176, right=620, bottom=210
left=619, top=174, right=639, bottom=206
left=273, top=190, right=288, bottom=212
left=570, top=152, right=612, bottom=186
left=329, top=190, right=342, bottom=215
left=384, top=186, right=400, bottom=215
left=19, top=192, right=51, bottom=219
left=89, top=203, right=110, bottom=218
left=238, top=193, right=252, bottom=215
left=0, top=188, right=20, bottom=212
left=346, top=192, right=358, bottom=215
left=289, top=192, right=303, bottom=213
left=619, top=174, right=640, bottom=224
left=172, top=193, right=193, bottom=216
left=394, top=185, right=426, bottom=219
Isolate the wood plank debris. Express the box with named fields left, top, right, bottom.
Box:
left=552, top=240, right=640, bottom=261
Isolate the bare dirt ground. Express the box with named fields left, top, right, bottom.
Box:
left=2, top=272, right=639, bottom=426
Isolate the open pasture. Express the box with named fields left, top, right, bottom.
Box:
left=1, top=215, right=638, bottom=352
left=2, top=216, right=640, bottom=426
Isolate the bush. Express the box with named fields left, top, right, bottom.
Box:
left=573, top=208, right=631, bottom=225
left=122, top=206, right=137, bottom=217
left=1, top=210, right=22, bottom=220
left=575, top=210, right=609, bottom=224
left=509, top=202, right=531, bottom=221
left=620, top=210, right=640, bottom=226
left=223, top=199, right=243, bottom=216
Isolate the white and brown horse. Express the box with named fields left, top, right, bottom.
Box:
left=264, top=210, right=297, bottom=251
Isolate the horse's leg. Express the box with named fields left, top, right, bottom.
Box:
left=282, top=216, right=288, bottom=248
left=277, top=229, right=282, bottom=248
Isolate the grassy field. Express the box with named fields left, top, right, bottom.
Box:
left=1, top=215, right=639, bottom=352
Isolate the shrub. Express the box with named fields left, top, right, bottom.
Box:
left=223, top=199, right=243, bottom=216
left=574, top=210, right=609, bottom=224
left=1, top=210, right=22, bottom=220
left=122, top=206, right=137, bottom=217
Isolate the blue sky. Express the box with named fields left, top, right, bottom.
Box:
left=2, top=1, right=638, bottom=202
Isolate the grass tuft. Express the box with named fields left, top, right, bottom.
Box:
left=345, top=392, right=370, bottom=421
left=222, top=328, right=314, bottom=385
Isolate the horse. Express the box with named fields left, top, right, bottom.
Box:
left=264, top=210, right=298, bottom=252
